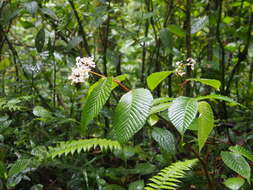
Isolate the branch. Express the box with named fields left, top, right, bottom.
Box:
left=68, top=0, right=91, bottom=56
left=225, top=12, right=253, bottom=95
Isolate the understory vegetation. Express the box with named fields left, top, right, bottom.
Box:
left=0, top=0, right=253, bottom=189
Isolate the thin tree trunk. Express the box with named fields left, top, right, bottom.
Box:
left=185, top=0, right=192, bottom=96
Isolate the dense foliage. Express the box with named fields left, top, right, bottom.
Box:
left=0, top=0, right=253, bottom=189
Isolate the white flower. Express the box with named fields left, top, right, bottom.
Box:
left=76, top=56, right=96, bottom=68
left=177, top=71, right=186, bottom=76
left=186, top=58, right=196, bottom=66
left=68, top=56, right=96, bottom=84
left=175, top=61, right=182, bottom=66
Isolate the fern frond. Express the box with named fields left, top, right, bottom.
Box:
left=145, top=159, right=198, bottom=190
left=47, top=138, right=121, bottom=159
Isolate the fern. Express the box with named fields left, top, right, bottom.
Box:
left=0, top=98, right=23, bottom=111
left=145, top=159, right=198, bottom=190
left=47, top=138, right=121, bottom=159
left=8, top=159, right=31, bottom=177
left=0, top=96, right=32, bottom=112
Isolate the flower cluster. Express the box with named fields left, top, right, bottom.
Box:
left=175, top=58, right=196, bottom=76
left=68, top=56, right=96, bottom=84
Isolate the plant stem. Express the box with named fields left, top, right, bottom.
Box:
left=89, top=70, right=130, bottom=92
left=189, top=146, right=214, bottom=190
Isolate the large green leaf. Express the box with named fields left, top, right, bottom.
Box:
left=229, top=145, right=253, bottom=162
left=168, top=97, right=198, bottom=135
left=195, top=94, right=244, bottom=107
left=80, top=77, right=113, bottom=135
left=197, top=101, right=214, bottom=152
left=224, top=177, right=245, bottom=190
left=147, top=71, right=174, bottom=91
left=221, top=151, right=251, bottom=181
left=111, top=88, right=153, bottom=143
left=152, top=127, right=175, bottom=154
left=187, top=78, right=221, bottom=90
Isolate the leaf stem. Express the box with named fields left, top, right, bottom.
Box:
left=89, top=70, right=130, bottom=92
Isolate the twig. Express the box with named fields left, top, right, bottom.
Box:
left=89, top=71, right=130, bottom=92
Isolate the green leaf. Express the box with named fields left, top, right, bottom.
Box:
left=152, top=127, right=175, bottom=154
left=104, top=184, right=125, bottom=190
left=20, top=21, right=35, bottom=29
left=229, top=145, right=253, bottom=162
left=221, top=151, right=251, bottom=181
left=147, top=71, right=174, bottom=91
left=191, top=16, right=208, bottom=34
left=67, top=36, right=82, bottom=50
left=131, top=163, right=156, bottom=175
left=145, top=159, right=198, bottom=190
left=224, top=177, right=245, bottom=190
left=33, top=106, right=51, bottom=118
left=40, top=8, right=57, bottom=19
left=35, top=28, right=45, bottom=53
left=8, top=159, right=31, bottom=177
left=48, top=138, right=121, bottom=158
left=160, top=28, right=173, bottom=50
left=30, top=184, right=43, bottom=190
left=111, top=88, right=153, bottom=143
left=0, top=161, right=6, bottom=179
left=188, top=119, right=198, bottom=131
left=167, top=25, right=185, bottom=37
left=153, top=97, right=174, bottom=105
left=80, top=77, right=113, bottom=135
left=150, top=102, right=171, bottom=115
left=24, top=1, right=38, bottom=16
left=195, top=94, right=244, bottom=107
left=187, top=78, right=221, bottom=90
left=0, top=58, right=10, bottom=70
left=197, top=101, right=214, bottom=152
left=168, top=97, right=198, bottom=135
left=148, top=114, right=159, bottom=126
left=129, top=180, right=144, bottom=190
